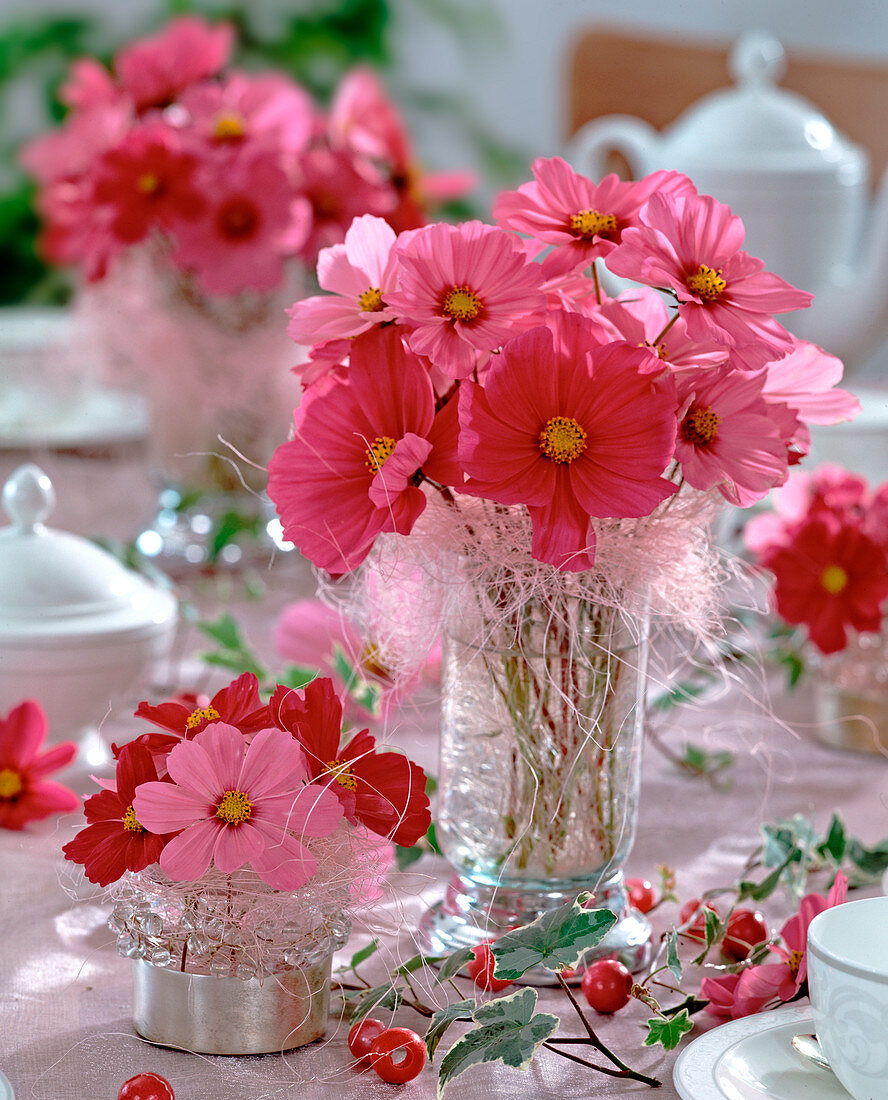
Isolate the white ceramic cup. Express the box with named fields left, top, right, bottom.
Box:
left=808, top=895, right=888, bottom=1099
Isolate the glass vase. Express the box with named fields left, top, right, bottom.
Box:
left=420, top=572, right=652, bottom=975
left=79, top=251, right=306, bottom=570
left=110, top=865, right=349, bottom=1053
left=814, top=624, right=888, bottom=754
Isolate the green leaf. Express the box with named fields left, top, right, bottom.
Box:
left=490, top=895, right=616, bottom=979
left=665, top=928, right=682, bottom=983
left=848, top=836, right=888, bottom=877
left=349, top=938, right=379, bottom=970
left=397, top=953, right=443, bottom=976
left=435, top=945, right=476, bottom=984
left=425, top=998, right=475, bottom=1059
left=817, top=813, right=846, bottom=863
left=644, top=1009, right=694, bottom=1050
left=280, top=664, right=319, bottom=690
left=348, top=982, right=403, bottom=1022
left=679, top=743, right=733, bottom=778
left=437, top=988, right=559, bottom=1097
left=395, top=842, right=424, bottom=870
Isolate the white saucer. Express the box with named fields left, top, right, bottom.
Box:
left=0, top=386, right=148, bottom=448
left=673, top=1004, right=848, bottom=1098
left=0, top=1068, right=14, bottom=1099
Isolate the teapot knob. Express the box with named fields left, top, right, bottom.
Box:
left=729, top=31, right=786, bottom=88
left=2, top=463, right=56, bottom=533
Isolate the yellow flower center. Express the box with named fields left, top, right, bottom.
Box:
left=538, top=416, right=588, bottom=464
left=569, top=208, right=617, bottom=238
left=682, top=405, right=720, bottom=446
left=216, top=789, right=253, bottom=825
left=642, top=340, right=669, bottom=360
left=442, top=285, right=482, bottom=322
left=122, top=805, right=144, bottom=833
left=137, top=173, right=160, bottom=194
left=687, top=264, right=726, bottom=301
left=212, top=110, right=247, bottom=140
left=787, top=949, right=804, bottom=977
left=186, top=705, right=221, bottom=730
left=0, top=768, right=23, bottom=799
left=821, top=565, right=849, bottom=595
left=360, top=642, right=389, bottom=680
left=322, top=759, right=358, bottom=792
left=358, top=286, right=385, bottom=312
left=365, top=435, right=396, bottom=472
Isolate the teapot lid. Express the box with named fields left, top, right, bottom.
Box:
left=664, top=32, right=867, bottom=177
left=0, top=463, right=176, bottom=642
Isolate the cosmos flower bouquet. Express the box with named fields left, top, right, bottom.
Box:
left=267, top=157, right=859, bottom=948
left=62, top=672, right=430, bottom=981
left=21, top=14, right=471, bottom=503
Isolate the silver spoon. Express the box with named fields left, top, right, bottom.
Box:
left=791, top=1033, right=832, bottom=1071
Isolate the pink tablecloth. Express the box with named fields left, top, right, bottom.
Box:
left=1, top=446, right=885, bottom=1099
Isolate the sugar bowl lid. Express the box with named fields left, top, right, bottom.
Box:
left=0, top=463, right=177, bottom=643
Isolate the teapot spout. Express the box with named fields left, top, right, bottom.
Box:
left=793, top=165, right=888, bottom=373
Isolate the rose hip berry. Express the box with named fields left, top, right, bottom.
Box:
left=348, top=1017, right=387, bottom=1061
left=581, top=959, right=633, bottom=1014
left=680, top=898, right=720, bottom=941
left=625, top=877, right=656, bottom=913
left=118, top=1074, right=175, bottom=1100
left=369, top=1026, right=427, bottom=1084
left=466, top=941, right=512, bottom=992
left=723, top=908, right=768, bottom=961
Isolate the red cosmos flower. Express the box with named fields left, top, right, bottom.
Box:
left=0, top=701, right=78, bottom=830
left=268, top=677, right=431, bottom=847
left=91, top=126, right=206, bottom=244
left=114, top=16, right=234, bottom=112
left=457, top=312, right=678, bottom=571
left=129, top=672, right=271, bottom=758
left=62, top=744, right=176, bottom=887
left=268, top=325, right=462, bottom=575
left=493, top=156, right=695, bottom=278
left=607, top=191, right=812, bottom=370
left=169, top=152, right=308, bottom=295
left=762, top=515, right=888, bottom=653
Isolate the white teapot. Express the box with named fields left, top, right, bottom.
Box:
left=568, top=31, right=888, bottom=372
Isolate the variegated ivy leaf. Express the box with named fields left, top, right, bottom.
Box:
left=644, top=1008, right=694, bottom=1050
left=665, top=928, right=682, bottom=983
left=437, top=988, right=559, bottom=1098
left=434, top=945, right=476, bottom=984
left=425, top=998, right=476, bottom=1059
left=489, top=893, right=616, bottom=979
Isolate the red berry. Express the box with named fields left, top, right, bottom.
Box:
left=626, top=877, right=656, bottom=913
left=466, top=942, right=512, bottom=992
left=348, top=1017, right=387, bottom=1061
left=679, top=898, right=720, bottom=941
left=118, top=1074, right=174, bottom=1100
left=581, top=959, right=633, bottom=1014
left=723, top=908, right=769, bottom=961
left=369, top=1026, right=427, bottom=1084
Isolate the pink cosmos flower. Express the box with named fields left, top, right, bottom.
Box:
left=386, top=221, right=547, bottom=378
left=674, top=365, right=789, bottom=506
left=178, top=71, right=314, bottom=156
left=169, top=152, right=308, bottom=294
left=458, top=312, right=679, bottom=571
left=762, top=515, right=888, bottom=653
left=36, top=178, right=121, bottom=281
left=493, top=156, right=696, bottom=278
left=114, top=16, right=234, bottom=112
left=0, top=701, right=78, bottom=830
left=592, top=288, right=728, bottom=372
left=59, top=58, right=120, bottom=111
left=607, top=192, right=813, bottom=369
left=20, top=101, right=132, bottom=186
left=701, top=972, right=771, bottom=1020
left=268, top=325, right=463, bottom=574
left=296, top=147, right=393, bottom=263
left=287, top=215, right=399, bottom=344
left=132, top=722, right=343, bottom=890
left=758, top=338, right=860, bottom=429
left=91, top=125, right=206, bottom=245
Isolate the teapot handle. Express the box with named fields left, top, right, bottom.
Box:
left=565, top=115, right=658, bottom=181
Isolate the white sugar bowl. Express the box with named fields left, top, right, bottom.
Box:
left=0, top=464, right=177, bottom=748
